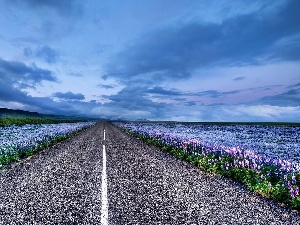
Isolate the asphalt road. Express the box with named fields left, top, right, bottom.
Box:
left=0, top=122, right=299, bottom=224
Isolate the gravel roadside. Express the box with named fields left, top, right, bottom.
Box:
left=106, top=123, right=300, bottom=224
left=0, top=122, right=299, bottom=224
left=0, top=123, right=105, bottom=224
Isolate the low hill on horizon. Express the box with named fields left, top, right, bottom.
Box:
left=0, top=108, right=44, bottom=118
left=0, top=108, right=99, bottom=120
left=0, top=108, right=100, bottom=126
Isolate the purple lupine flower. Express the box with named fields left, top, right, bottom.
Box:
left=287, top=181, right=296, bottom=199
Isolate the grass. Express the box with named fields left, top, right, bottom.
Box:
left=0, top=116, right=88, bottom=127
left=121, top=127, right=300, bottom=212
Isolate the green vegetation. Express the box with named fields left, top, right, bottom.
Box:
left=0, top=116, right=87, bottom=127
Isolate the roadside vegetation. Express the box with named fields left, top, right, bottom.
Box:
left=115, top=122, right=300, bottom=211
left=0, top=122, right=96, bottom=169
left=0, top=116, right=88, bottom=127
left=0, top=133, right=72, bottom=168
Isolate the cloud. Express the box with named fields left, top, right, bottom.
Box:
left=3, top=0, right=82, bottom=44
left=23, top=47, right=33, bottom=57
left=35, top=46, right=59, bottom=64
left=289, top=82, right=300, bottom=88
left=0, top=58, right=57, bottom=88
left=195, top=90, right=241, bottom=98
left=0, top=92, right=98, bottom=117
left=0, top=58, right=67, bottom=115
left=101, top=86, right=167, bottom=118
left=232, top=105, right=300, bottom=122
left=233, top=76, right=245, bottom=81
left=105, top=0, right=300, bottom=84
left=24, top=46, right=59, bottom=64
left=97, top=84, right=115, bottom=89
left=258, top=85, right=300, bottom=107
left=0, top=58, right=93, bottom=116
left=271, top=34, right=300, bottom=61
left=166, top=104, right=300, bottom=122
left=97, top=82, right=300, bottom=121
left=99, top=85, right=244, bottom=120
left=0, top=77, right=96, bottom=116
left=52, top=91, right=85, bottom=101
left=147, top=86, right=183, bottom=96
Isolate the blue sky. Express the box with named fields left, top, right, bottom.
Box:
left=0, top=0, right=299, bottom=122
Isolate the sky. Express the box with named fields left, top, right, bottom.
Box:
left=0, top=0, right=299, bottom=122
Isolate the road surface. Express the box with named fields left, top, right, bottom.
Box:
left=0, top=122, right=299, bottom=224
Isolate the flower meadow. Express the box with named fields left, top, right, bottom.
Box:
left=0, top=122, right=96, bottom=167
left=114, top=122, right=300, bottom=210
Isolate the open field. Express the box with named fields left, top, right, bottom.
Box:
left=0, top=122, right=96, bottom=168
left=123, top=121, right=300, bottom=127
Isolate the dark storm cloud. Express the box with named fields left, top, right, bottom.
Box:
left=53, top=91, right=85, bottom=101
left=105, top=0, right=300, bottom=82
left=0, top=82, right=30, bottom=103
left=24, top=46, right=59, bottom=64
left=0, top=58, right=57, bottom=87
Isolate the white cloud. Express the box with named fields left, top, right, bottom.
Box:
left=235, top=105, right=300, bottom=120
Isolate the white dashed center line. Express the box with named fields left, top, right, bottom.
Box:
left=101, top=129, right=108, bottom=225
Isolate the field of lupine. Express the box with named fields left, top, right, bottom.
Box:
left=114, top=122, right=300, bottom=210
left=0, top=122, right=96, bottom=168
